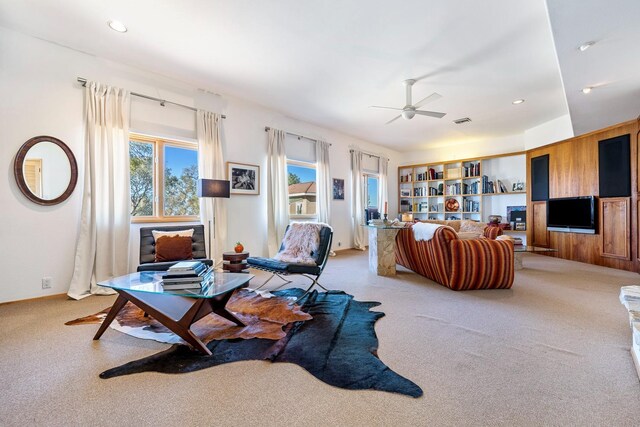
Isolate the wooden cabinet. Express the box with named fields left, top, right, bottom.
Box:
left=600, top=197, right=630, bottom=259
left=531, top=201, right=549, bottom=247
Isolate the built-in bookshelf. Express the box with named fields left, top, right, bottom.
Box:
left=398, top=152, right=527, bottom=228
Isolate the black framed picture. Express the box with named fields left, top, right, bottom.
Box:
left=227, top=162, right=260, bottom=195
left=332, top=178, right=344, bottom=200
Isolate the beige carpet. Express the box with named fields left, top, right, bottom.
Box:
left=1, top=251, right=639, bottom=426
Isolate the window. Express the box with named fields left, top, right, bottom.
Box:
left=365, top=174, right=379, bottom=208
left=287, top=160, right=317, bottom=218
left=129, top=134, right=199, bottom=222
left=363, top=174, right=380, bottom=221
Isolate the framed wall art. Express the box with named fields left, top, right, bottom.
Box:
left=227, top=162, right=260, bottom=195
left=333, top=178, right=345, bottom=200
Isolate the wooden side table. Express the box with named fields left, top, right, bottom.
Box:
left=223, top=251, right=250, bottom=273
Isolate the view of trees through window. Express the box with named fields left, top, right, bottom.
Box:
left=130, top=141, right=154, bottom=216
left=163, top=146, right=199, bottom=216
left=129, top=137, right=199, bottom=218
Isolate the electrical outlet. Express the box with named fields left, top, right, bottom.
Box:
left=338, top=241, right=342, bottom=247
left=42, top=277, right=52, bottom=289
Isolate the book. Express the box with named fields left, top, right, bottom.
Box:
left=163, top=269, right=212, bottom=284
left=162, top=282, right=205, bottom=290
left=164, top=263, right=207, bottom=277
left=168, top=261, right=205, bottom=271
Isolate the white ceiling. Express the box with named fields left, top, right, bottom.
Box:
left=546, top=0, right=640, bottom=136
left=0, top=0, right=637, bottom=151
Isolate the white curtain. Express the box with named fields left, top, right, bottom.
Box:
left=267, top=128, right=289, bottom=256
left=351, top=149, right=366, bottom=250
left=315, top=140, right=331, bottom=225
left=378, top=156, right=389, bottom=218
left=197, top=111, right=226, bottom=269
left=68, top=82, right=131, bottom=300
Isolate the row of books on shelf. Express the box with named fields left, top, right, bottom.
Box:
left=401, top=201, right=481, bottom=213
left=410, top=182, right=482, bottom=197
left=462, top=162, right=481, bottom=177
left=161, top=261, right=212, bottom=290
left=481, top=176, right=509, bottom=194
left=425, top=169, right=444, bottom=181
left=462, top=199, right=480, bottom=213
left=447, top=182, right=482, bottom=195
left=401, top=164, right=481, bottom=182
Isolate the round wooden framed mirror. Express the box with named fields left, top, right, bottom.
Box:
left=14, top=136, right=78, bottom=206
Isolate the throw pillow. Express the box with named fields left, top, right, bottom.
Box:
left=457, top=231, right=482, bottom=240
left=155, top=235, right=193, bottom=262
left=459, top=220, right=486, bottom=234
left=152, top=228, right=194, bottom=242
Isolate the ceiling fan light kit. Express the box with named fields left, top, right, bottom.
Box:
left=372, top=79, right=446, bottom=124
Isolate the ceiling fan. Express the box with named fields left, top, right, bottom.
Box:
left=371, top=79, right=446, bottom=124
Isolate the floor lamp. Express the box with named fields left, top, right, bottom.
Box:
left=197, top=179, right=231, bottom=261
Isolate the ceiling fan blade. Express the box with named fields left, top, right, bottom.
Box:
left=414, top=110, right=446, bottom=119
left=414, top=92, right=442, bottom=108
left=371, top=106, right=403, bottom=111
left=385, top=115, right=402, bottom=125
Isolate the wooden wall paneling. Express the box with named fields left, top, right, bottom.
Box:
left=548, top=136, right=598, bottom=198
left=531, top=201, right=549, bottom=247
left=600, top=197, right=631, bottom=259
left=526, top=120, right=638, bottom=272
left=637, top=199, right=640, bottom=264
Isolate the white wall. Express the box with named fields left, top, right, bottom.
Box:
left=523, top=114, right=573, bottom=150
left=0, top=27, right=399, bottom=303
left=399, top=114, right=574, bottom=166
left=400, top=134, right=526, bottom=165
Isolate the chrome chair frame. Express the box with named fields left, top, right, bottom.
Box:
left=248, top=229, right=333, bottom=303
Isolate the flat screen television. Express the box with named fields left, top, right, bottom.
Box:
left=547, top=196, right=597, bottom=234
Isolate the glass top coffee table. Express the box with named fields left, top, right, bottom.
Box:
left=93, top=271, right=253, bottom=355
left=513, top=245, right=558, bottom=270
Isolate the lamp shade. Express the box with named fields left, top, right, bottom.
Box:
left=197, top=179, right=230, bottom=198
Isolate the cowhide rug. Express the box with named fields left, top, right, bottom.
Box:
left=70, top=289, right=423, bottom=398
left=66, top=288, right=311, bottom=343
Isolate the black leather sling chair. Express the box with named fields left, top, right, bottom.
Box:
left=246, top=224, right=333, bottom=302
left=137, top=225, right=214, bottom=272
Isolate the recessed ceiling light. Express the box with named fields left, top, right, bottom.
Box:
left=582, top=87, right=592, bottom=94
left=512, top=99, right=525, bottom=105
left=108, top=20, right=127, bottom=33
left=578, top=41, right=595, bottom=52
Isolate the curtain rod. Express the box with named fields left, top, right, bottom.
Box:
left=76, top=77, right=226, bottom=119
left=264, top=127, right=332, bottom=146
left=350, top=148, right=381, bottom=160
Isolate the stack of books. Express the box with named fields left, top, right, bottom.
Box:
left=161, top=261, right=212, bottom=290
left=619, top=286, right=640, bottom=380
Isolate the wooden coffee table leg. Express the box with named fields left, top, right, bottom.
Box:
left=94, top=293, right=129, bottom=340
left=209, top=291, right=245, bottom=327
left=169, top=326, right=212, bottom=355
left=92, top=288, right=247, bottom=355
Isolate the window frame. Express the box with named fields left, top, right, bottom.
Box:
left=287, top=159, right=318, bottom=220
left=129, top=133, right=200, bottom=223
